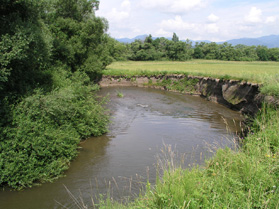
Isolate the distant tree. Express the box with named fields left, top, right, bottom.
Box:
left=268, top=48, right=279, bottom=61
left=256, top=46, right=269, bottom=61
left=144, top=34, right=153, bottom=44
left=185, top=39, right=194, bottom=59
left=219, top=42, right=236, bottom=61
left=172, top=33, right=179, bottom=43
left=107, top=38, right=129, bottom=61
left=203, top=42, right=219, bottom=60
left=194, top=47, right=204, bottom=59
left=167, top=41, right=190, bottom=61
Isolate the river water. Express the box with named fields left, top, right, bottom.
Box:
left=0, top=87, right=243, bottom=209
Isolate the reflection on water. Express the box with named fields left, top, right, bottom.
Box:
left=0, top=87, right=243, bottom=209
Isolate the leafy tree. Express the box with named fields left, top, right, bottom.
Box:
left=203, top=42, right=219, bottom=60
left=0, top=0, right=51, bottom=97
left=172, top=32, right=179, bottom=43
left=219, top=42, right=236, bottom=61
left=106, top=37, right=129, bottom=61
left=144, top=34, right=153, bottom=44
left=268, top=48, right=279, bottom=61
left=256, top=46, right=269, bottom=61
left=45, top=0, right=111, bottom=80
left=167, top=41, right=190, bottom=61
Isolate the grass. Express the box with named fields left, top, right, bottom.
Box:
left=104, top=60, right=279, bottom=96
left=116, top=90, right=124, bottom=98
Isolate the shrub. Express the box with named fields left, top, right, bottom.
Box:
left=0, top=72, right=109, bottom=189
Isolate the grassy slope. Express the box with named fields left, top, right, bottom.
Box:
left=97, top=60, right=279, bottom=208
left=105, top=60, right=279, bottom=96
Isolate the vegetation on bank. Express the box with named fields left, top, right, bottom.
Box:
left=0, top=0, right=112, bottom=189
left=105, top=60, right=279, bottom=96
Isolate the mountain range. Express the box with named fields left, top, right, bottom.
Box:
left=116, top=34, right=279, bottom=48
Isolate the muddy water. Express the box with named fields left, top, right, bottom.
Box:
left=0, top=87, right=243, bottom=209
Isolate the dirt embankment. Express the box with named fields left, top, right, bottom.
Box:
left=100, top=75, right=278, bottom=115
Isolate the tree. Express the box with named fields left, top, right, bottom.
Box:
left=203, top=42, right=219, bottom=60
left=268, top=48, right=279, bottom=61
left=172, top=32, right=179, bottom=43
left=0, top=0, right=51, bottom=97
left=219, top=42, right=236, bottom=61
left=256, top=46, right=268, bottom=61
left=46, top=0, right=111, bottom=80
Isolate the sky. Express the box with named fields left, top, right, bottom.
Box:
left=96, top=0, right=279, bottom=42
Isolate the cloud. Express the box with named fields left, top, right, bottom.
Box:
left=207, top=13, right=219, bottom=23
left=121, top=0, right=131, bottom=10
left=105, top=0, right=131, bottom=24
left=107, top=8, right=130, bottom=23
left=139, top=0, right=205, bottom=14
left=265, top=16, right=277, bottom=24
left=160, top=16, right=196, bottom=31
left=245, top=7, right=262, bottom=23
left=155, top=28, right=172, bottom=37
left=205, top=23, right=219, bottom=33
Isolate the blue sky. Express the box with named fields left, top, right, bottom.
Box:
left=96, top=0, right=279, bottom=41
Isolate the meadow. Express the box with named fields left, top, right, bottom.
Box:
left=105, top=60, right=279, bottom=96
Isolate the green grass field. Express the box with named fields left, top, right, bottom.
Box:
left=105, top=60, right=279, bottom=96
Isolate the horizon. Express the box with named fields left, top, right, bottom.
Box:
left=115, top=33, right=279, bottom=43
left=96, top=0, right=279, bottom=42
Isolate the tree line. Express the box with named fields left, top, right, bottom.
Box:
left=111, top=33, right=279, bottom=62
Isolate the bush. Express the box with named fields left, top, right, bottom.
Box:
left=0, top=71, right=109, bottom=189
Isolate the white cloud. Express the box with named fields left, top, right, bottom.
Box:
left=155, top=28, right=172, bottom=37
left=105, top=0, right=131, bottom=24
left=266, top=16, right=277, bottom=24
left=121, top=0, right=131, bottom=11
left=107, top=8, right=130, bottom=23
left=140, top=0, right=205, bottom=14
left=207, top=13, right=219, bottom=23
left=160, top=16, right=196, bottom=31
left=205, top=23, right=219, bottom=33
left=245, top=7, right=262, bottom=23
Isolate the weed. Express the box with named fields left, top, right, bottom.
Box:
left=116, top=90, right=124, bottom=98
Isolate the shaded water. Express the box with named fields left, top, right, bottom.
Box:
left=0, top=87, right=243, bottom=209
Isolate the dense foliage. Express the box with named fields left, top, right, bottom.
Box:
left=0, top=0, right=111, bottom=189
left=113, top=33, right=279, bottom=62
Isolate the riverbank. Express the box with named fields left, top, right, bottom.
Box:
left=105, top=60, right=279, bottom=97
left=100, top=74, right=262, bottom=115
left=96, top=62, right=279, bottom=208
